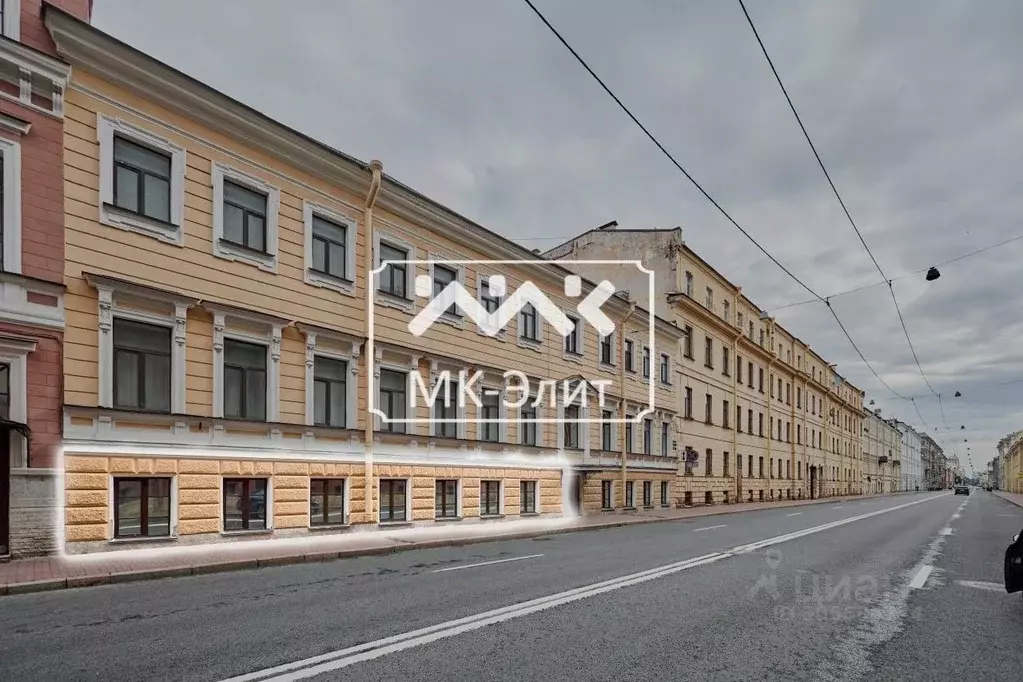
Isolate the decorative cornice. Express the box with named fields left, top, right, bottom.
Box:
left=0, top=112, right=31, bottom=135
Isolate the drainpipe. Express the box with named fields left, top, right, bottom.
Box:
left=730, top=289, right=740, bottom=502
left=619, top=301, right=637, bottom=508
left=363, top=160, right=383, bottom=523
left=765, top=318, right=776, bottom=498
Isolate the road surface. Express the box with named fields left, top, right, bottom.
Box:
left=1, top=490, right=1021, bottom=681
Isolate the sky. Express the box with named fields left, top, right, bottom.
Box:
left=91, top=0, right=1023, bottom=476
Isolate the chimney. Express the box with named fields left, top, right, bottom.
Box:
left=596, top=220, right=618, bottom=231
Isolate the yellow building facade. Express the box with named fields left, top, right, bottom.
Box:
left=48, top=10, right=683, bottom=553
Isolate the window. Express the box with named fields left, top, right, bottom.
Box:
left=626, top=417, right=634, bottom=453
left=705, top=286, right=714, bottom=309
left=642, top=481, right=652, bottom=507
left=564, top=314, right=582, bottom=355
left=748, top=360, right=754, bottom=388
left=310, top=215, right=348, bottom=281
left=759, top=329, right=765, bottom=346
left=759, top=457, right=764, bottom=478
left=661, top=422, right=669, bottom=456
left=758, top=367, right=764, bottom=392
left=114, top=477, right=171, bottom=538
left=723, top=400, right=730, bottom=429
left=786, top=421, right=791, bottom=442
left=480, top=391, right=500, bottom=442
left=435, top=479, right=459, bottom=519
left=660, top=481, right=669, bottom=506
left=705, top=449, right=713, bottom=477
left=379, top=242, right=409, bottom=298
left=684, top=271, right=693, bottom=296
left=736, top=405, right=742, bottom=432
left=313, top=356, right=347, bottom=427
left=432, top=263, right=460, bottom=317
left=704, top=336, right=714, bottom=368
left=310, top=479, right=346, bottom=526
left=112, top=136, right=172, bottom=224
left=758, top=412, right=764, bottom=436
left=481, top=480, right=501, bottom=516
left=222, top=180, right=268, bottom=253
left=224, top=339, right=267, bottom=421
left=0, top=363, right=8, bottom=421
left=1, top=0, right=19, bottom=40
left=660, top=353, right=670, bottom=383
left=797, top=387, right=802, bottom=409
left=223, top=478, right=268, bottom=531
left=625, top=481, right=634, bottom=508
left=478, top=276, right=503, bottom=312
left=602, top=480, right=613, bottom=509
left=682, top=326, right=693, bottom=358
left=748, top=455, right=753, bottom=477
left=705, top=393, right=713, bottom=424
left=379, top=368, right=407, bottom=433
left=519, top=304, right=540, bottom=342
left=771, top=375, right=775, bottom=398
left=778, top=377, right=783, bottom=401
left=113, top=318, right=171, bottom=412
left=684, top=387, right=693, bottom=419
left=433, top=376, right=459, bottom=438
left=600, top=333, right=613, bottom=365
left=748, top=321, right=754, bottom=341
left=786, top=383, right=791, bottom=404
left=797, top=424, right=802, bottom=444
left=643, top=418, right=652, bottom=454
left=723, top=299, right=731, bottom=323
left=724, top=451, right=730, bottom=477
left=380, top=479, right=407, bottom=522
left=625, top=339, right=634, bottom=371
left=722, top=348, right=730, bottom=377
left=747, top=409, right=753, bottom=434
left=519, top=404, right=538, bottom=445
left=563, top=405, right=580, bottom=448
left=642, top=347, right=651, bottom=377
left=738, top=311, right=744, bottom=329
left=602, top=410, right=613, bottom=451
left=97, top=116, right=186, bottom=245
left=520, top=481, right=537, bottom=514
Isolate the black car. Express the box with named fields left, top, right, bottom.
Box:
left=954, top=484, right=970, bottom=495
left=1006, top=530, right=1023, bottom=595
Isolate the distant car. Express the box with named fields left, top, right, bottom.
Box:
left=954, top=484, right=970, bottom=495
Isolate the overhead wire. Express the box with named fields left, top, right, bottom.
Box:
left=521, top=0, right=905, bottom=400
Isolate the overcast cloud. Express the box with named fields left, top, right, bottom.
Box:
left=92, top=0, right=1023, bottom=474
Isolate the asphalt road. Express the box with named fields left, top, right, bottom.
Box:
left=1, top=490, right=1021, bottom=681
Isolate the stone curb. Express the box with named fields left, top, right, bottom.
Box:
left=0, top=491, right=921, bottom=597
left=992, top=491, right=1023, bottom=509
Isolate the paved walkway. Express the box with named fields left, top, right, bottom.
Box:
left=993, top=490, right=1023, bottom=509
left=0, top=491, right=911, bottom=596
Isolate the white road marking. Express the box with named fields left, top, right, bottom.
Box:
left=998, top=514, right=1019, bottom=517
left=939, top=527, right=955, bottom=536
left=833, top=506, right=844, bottom=509
left=692, top=524, right=726, bottom=532
left=909, top=565, right=934, bottom=589
left=432, top=554, right=544, bottom=573
left=786, top=512, right=803, bottom=517
left=956, top=580, right=1004, bottom=592
left=222, top=493, right=947, bottom=682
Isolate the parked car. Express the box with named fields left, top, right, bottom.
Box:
left=954, top=484, right=970, bottom=495
left=1006, top=530, right=1023, bottom=595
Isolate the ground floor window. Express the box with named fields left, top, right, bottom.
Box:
left=660, top=481, right=669, bottom=506
left=114, top=477, right=171, bottom=538
left=642, top=481, right=652, bottom=507
left=601, top=480, right=613, bottom=509
left=380, top=479, right=407, bottom=522
left=625, top=481, right=634, bottom=508
left=435, top=479, right=458, bottom=518
left=309, top=478, right=345, bottom=526
left=520, top=480, right=537, bottom=514
left=481, top=480, right=501, bottom=516
left=223, top=478, right=268, bottom=531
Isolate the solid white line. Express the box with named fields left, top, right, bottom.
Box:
left=939, top=527, right=954, bottom=536
left=786, top=512, right=803, bottom=517
left=223, top=493, right=947, bottom=682
left=432, top=554, right=544, bottom=573
left=909, top=565, right=934, bottom=589
left=692, top=524, right=726, bottom=532
left=956, top=580, right=1003, bottom=592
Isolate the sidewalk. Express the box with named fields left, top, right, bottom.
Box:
left=993, top=490, right=1023, bottom=509
left=0, top=491, right=917, bottom=596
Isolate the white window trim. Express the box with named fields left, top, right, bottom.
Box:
left=374, top=230, right=417, bottom=313
left=96, top=114, right=186, bottom=246
left=561, top=311, right=584, bottom=364
left=2, top=0, right=19, bottom=41
left=210, top=307, right=283, bottom=421
left=108, top=474, right=179, bottom=541
left=379, top=477, right=412, bottom=523
left=93, top=279, right=190, bottom=414
left=0, top=334, right=34, bottom=468
left=0, top=136, right=21, bottom=273
left=516, top=303, right=544, bottom=352
left=303, top=330, right=359, bottom=429
left=211, top=162, right=280, bottom=272
left=477, top=380, right=508, bottom=444
left=425, top=257, right=466, bottom=329
left=475, top=274, right=506, bottom=340
left=303, top=200, right=356, bottom=295
left=219, top=475, right=274, bottom=533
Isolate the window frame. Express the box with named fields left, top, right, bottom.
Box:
left=520, top=480, right=538, bottom=514
left=642, top=480, right=652, bottom=508
left=1, top=0, right=20, bottom=41
left=222, top=336, right=270, bottom=422
left=111, top=135, right=173, bottom=225
left=379, top=478, right=410, bottom=523
left=661, top=422, right=669, bottom=456
left=476, top=275, right=507, bottom=339
left=312, top=354, right=349, bottom=428
left=112, top=475, right=174, bottom=539
left=563, top=313, right=583, bottom=358
left=660, top=480, right=669, bottom=507
left=480, top=480, right=503, bottom=517
left=96, top=114, right=186, bottom=246
left=374, top=231, right=417, bottom=313
left=309, top=478, right=348, bottom=527
left=222, top=477, right=270, bottom=532
left=435, top=479, right=460, bottom=519
left=478, top=385, right=505, bottom=443
left=659, top=353, right=671, bottom=384
left=601, top=480, right=613, bottom=510
left=624, top=339, right=635, bottom=371
left=211, top=162, right=280, bottom=271
left=111, top=317, right=173, bottom=413
left=517, top=302, right=543, bottom=349
left=599, top=332, right=615, bottom=366
left=426, top=258, right=466, bottom=326
left=304, top=201, right=357, bottom=295
left=519, top=402, right=539, bottom=446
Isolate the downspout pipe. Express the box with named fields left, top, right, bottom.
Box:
left=363, top=160, right=383, bottom=523
left=619, top=301, right=637, bottom=508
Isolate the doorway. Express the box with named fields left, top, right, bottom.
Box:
left=809, top=465, right=818, bottom=500
left=1, top=429, right=9, bottom=556
left=736, top=453, right=743, bottom=502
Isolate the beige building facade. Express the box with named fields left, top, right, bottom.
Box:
left=47, top=9, right=684, bottom=554
left=546, top=226, right=867, bottom=502
left=862, top=409, right=901, bottom=493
